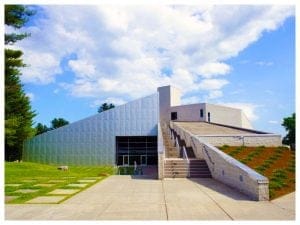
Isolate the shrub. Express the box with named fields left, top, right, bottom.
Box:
left=272, top=169, right=287, bottom=179
left=269, top=181, right=286, bottom=190
left=221, top=144, right=229, bottom=150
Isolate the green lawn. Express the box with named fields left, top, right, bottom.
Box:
left=5, top=162, right=116, bottom=204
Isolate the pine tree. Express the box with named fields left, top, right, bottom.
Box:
left=98, top=103, right=115, bottom=113
left=5, top=5, right=36, bottom=161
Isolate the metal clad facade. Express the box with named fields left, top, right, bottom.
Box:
left=23, top=94, right=159, bottom=165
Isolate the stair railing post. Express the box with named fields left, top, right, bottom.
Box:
left=182, top=146, right=190, bottom=178
left=175, top=136, right=180, bottom=155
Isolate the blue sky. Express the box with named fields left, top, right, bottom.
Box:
left=10, top=5, right=294, bottom=137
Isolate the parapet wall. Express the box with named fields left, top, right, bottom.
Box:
left=170, top=122, right=270, bottom=201
left=197, top=135, right=282, bottom=147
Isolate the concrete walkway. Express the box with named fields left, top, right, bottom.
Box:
left=5, top=175, right=295, bottom=220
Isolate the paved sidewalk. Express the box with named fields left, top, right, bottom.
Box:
left=5, top=175, right=295, bottom=220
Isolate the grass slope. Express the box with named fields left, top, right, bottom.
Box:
left=218, top=146, right=295, bottom=200
left=5, top=162, right=116, bottom=204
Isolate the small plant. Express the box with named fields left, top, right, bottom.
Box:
left=220, top=144, right=229, bottom=150
left=269, top=155, right=279, bottom=160
left=264, top=159, right=275, bottom=165
left=240, top=159, right=248, bottom=164
left=269, top=180, right=286, bottom=190
left=118, top=166, right=135, bottom=175
left=228, top=146, right=244, bottom=157
left=272, top=169, right=288, bottom=179
left=255, top=165, right=265, bottom=173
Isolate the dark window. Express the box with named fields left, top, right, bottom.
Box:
left=171, top=112, right=177, bottom=120
left=208, top=112, right=211, bottom=122
left=200, top=109, right=204, bottom=118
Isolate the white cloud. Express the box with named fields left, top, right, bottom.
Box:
left=207, top=90, right=223, bottom=99
left=181, top=96, right=202, bottom=105
left=90, top=97, right=126, bottom=108
left=68, top=60, right=96, bottom=78
left=197, top=62, right=231, bottom=78
left=219, top=102, right=260, bottom=121
left=15, top=5, right=294, bottom=103
left=268, top=120, right=279, bottom=124
left=198, top=79, right=229, bottom=91
left=21, top=50, right=62, bottom=84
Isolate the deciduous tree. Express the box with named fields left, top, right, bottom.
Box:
left=282, top=113, right=295, bottom=150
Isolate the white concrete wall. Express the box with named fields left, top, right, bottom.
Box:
left=241, top=111, right=253, bottom=129
left=205, top=103, right=249, bottom=128
left=171, top=122, right=270, bottom=201
left=169, top=103, right=206, bottom=122
left=197, top=135, right=282, bottom=147
left=168, top=102, right=253, bottom=129
left=157, top=123, right=165, bottom=179
left=158, top=85, right=181, bottom=122
left=195, top=138, right=269, bottom=201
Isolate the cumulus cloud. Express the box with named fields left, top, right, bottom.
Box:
left=181, top=96, right=202, bottom=105
left=90, top=97, right=127, bottom=108
left=14, top=5, right=294, bottom=103
left=198, top=79, right=229, bottom=91
left=197, top=62, right=231, bottom=78
left=219, top=102, right=261, bottom=121
left=21, top=50, right=62, bottom=84
left=68, top=59, right=96, bottom=78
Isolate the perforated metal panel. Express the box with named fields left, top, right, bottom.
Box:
left=23, top=94, right=159, bottom=165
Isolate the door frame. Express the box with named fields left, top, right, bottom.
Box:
left=140, top=155, right=147, bottom=166
left=123, top=155, right=129, bottom=166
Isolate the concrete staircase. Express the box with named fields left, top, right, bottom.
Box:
left=164, top=159, right=212, bottom=178
left=189, top=159, right=212, bottom=178
left=162, top=127, right=212, bottom=178
left=162, top=130, right=180, bottom=158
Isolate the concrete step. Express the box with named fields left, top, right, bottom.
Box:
left=164, top=159, right=212, bottom=178
left=164, top=166, right=210, bottom=170
left=164, top=174, right=187, bottom=178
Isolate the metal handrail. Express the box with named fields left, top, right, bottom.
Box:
left=182, top=145, right=190, bottom=177
left=175, top=136, right=180, bottom=154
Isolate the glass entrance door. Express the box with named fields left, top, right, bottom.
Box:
left=141, top=155, right=147, bottom=166
left=116, top=136, right=157, bottom=166
left=123, top=155, right=129, bottom=166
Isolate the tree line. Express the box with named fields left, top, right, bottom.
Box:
left=34, top=103, right=115, bottom=135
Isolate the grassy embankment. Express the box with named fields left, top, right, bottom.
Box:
left=218, top=145, right=295, bottom=200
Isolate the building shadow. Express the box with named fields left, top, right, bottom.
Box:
left=188, top=177, right=251, bottom=201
